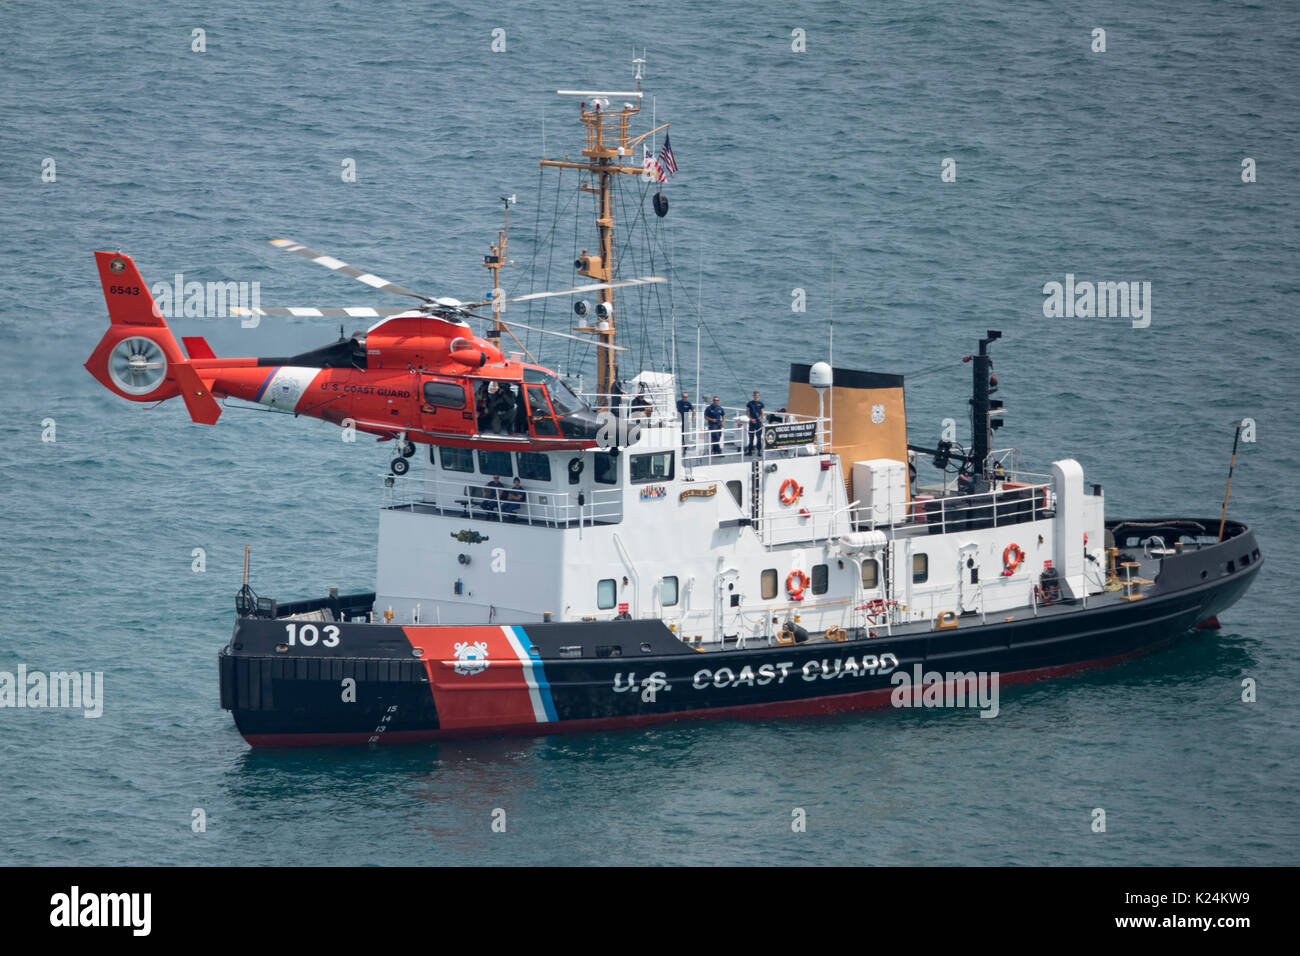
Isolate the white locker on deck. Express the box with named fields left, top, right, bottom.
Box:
left=854, top=458, right=908, bottom=527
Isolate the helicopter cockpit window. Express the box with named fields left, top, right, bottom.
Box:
left=423, top=381, right=466, bottom=408
left=546, top=379, right=585, bottom=418
left=525, top=385, right=561, bottom=437
left=522, top=369, right=588, bottom=418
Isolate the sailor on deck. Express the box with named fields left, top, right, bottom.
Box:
left=745, top=390, right=765, bottom=456
left=676, top=391, right=694, bottom=445
left=705, top=396, right=725, bottom=456
left=502, top=477, right=526, bottom=518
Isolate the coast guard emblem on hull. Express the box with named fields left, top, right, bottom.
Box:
left=453, top=641, right=490, bottom=676
left=871, top=404, right=885, bottom=424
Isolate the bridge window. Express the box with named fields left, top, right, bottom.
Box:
left=913, top=553, right=929, bottom=584
left=516, top=452, right=552, bottom=482
left=594, top=452, right=619, bottom=484
left=811, top=564, right=829, bottom=595
left=630, top=451, right=674, bottom=484
left=597, top=578, right=616, bottom=609
left=661, top=576, right=679, bottom=607
left=861, top=559, right=879, bottom=589
left=439, top=446, right=474, bottom=473
left=761, top=568, right=777, bottom=600
left=478, top=450, right=513, bottom=477
left=423, top=381, right=466, bottom=408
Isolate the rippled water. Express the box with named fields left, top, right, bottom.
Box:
left=1, top=0, right=1296, bottom=864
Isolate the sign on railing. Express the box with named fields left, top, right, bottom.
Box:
left=764, top=421, right=818, bottom=448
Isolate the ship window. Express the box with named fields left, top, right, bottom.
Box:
left=630, top=451, right=674, bottom=484
left=422, top=381, right=465, bottom=408
left=861, top=559, right=879, bottom=590
left=726, top=480, right=743, bottom=507
left=439, top=446, right=474, bottom=473
left=477, top=450, right=513, bottom=477
left=812, top=564, right=829, bottom=595
left=597, top=578, right=616, bottom=609
left=913, top=553, right=929, bottom=584
left=761, top=568, right=777, bottom=600
left=516, top=452, right=552, bottom=482
left=661, top=576, right=679, bottom=607
left=594, top=452, right=619, bottom=484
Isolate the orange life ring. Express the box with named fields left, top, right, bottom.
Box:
left=786, top=569, right=808, bottom=599
left=1003, top=542, right=1024, bottom=572
left=779, top=478, right=803, bottom=505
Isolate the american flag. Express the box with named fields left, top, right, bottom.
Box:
left=657, top=135, right=678, bottom=178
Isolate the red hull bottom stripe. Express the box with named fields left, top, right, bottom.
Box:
left=242, top=644, right=1160, bottom=747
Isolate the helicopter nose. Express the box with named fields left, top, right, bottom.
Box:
left=560, top=410, right=604, bottom=441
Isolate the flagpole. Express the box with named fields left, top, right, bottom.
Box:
left=1217, top=421, right=1244, bottom=541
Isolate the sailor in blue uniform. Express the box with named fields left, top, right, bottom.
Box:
left=745, top=390, right=765, bottom=455
left=676, top=391, right=694, bottom=446
left=704, top=396, right=725, bottom=456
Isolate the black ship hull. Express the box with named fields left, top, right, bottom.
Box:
left=219, top=519, right=1261, bottom=747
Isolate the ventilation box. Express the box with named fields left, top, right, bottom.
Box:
left=854, top=458, right=907, bottom=527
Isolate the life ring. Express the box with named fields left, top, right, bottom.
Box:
left=786, top=569, right=808, bottom=600
left=779, top=478, right=803, bottom=505
left=1003, top=542, right=1024, bottom=573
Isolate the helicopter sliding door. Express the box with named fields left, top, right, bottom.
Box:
left=420, top=379, right=475, bottom=436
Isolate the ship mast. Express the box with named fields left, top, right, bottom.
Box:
left=543, top=60, right=668, bottom=403
left=481, top=193, right=537, bottom=363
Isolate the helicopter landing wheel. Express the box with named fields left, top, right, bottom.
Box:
left=400, top=441, right=415, bottom=458
left=390, top=457, right=410, bottom=476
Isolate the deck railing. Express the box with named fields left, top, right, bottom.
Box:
left=383, top=475, right=623, bottom=527
left=580, top=387, right=829, bottom=463
left=855, top=474, right=1057, bottom=534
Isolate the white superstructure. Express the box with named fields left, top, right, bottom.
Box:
left=373, top=372, right=1107, bottom=646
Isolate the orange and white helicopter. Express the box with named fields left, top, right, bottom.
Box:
left=85, top=239, right=663, bottom=473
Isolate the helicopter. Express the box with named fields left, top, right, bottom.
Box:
left=84, top=242, right=665, bottom=473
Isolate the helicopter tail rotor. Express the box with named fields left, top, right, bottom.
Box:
left=85, top=251, right=222, bottom=424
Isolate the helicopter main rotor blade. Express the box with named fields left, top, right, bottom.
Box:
left=268, top=239, right=432, bottom=302
left=230, top=305, right=418, bottom=319
left=469, top=316, right=628, bottom=351
left=472, top=276, right=667, bottom=308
